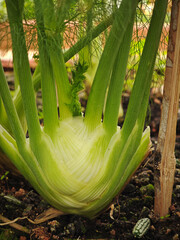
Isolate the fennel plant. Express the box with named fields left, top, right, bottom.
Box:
left=0, top=0, right=167, bottom=218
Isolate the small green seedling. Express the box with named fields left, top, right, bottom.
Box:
left=0, top=171, right=9, bottom=181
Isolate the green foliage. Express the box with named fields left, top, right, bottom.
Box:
left=69, top=62, right=88, bottom=116
left=160, top=214, right=170, bottom=219
left=0, top=0, right=7, bottom=21
left=0, top=0, right=35, bottom=21
left=0, top=229, right=18, bottom=240
left=0, top=170, right=9, bottom=180
left=24, top=0, right=35, bottom=20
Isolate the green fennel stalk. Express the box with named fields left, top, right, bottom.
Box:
left=0, top=5, right=114, bottom=136
left=0, top=0, right=168, bottom=218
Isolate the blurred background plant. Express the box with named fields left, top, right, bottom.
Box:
left=0, top=0, right=171, bottom=120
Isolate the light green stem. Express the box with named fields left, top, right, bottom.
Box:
left=108, top=0, right=168, bottom=167
left=34, top=0, right=59, bottom=135
left=122, top=0, right=168, bottom=139
left=48, top=0, right=76, bottom=119
left=5, top=0, right=41, bottom=147
left=85, top=0, right=138, bottom=131
left=25, top=12, right=114, bottom=100
left=34, top=0, right=73, bottom=120
left=103, top=13, right=135, bottom=136
left=39, top=43, right=59, bottom=134
left=49, top=39, right=73, bottom=119
left=0, top=61, right=26, bottom=149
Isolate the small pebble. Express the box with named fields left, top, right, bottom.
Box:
left=15, top=188, right=26, bottom=197
left=19, top=236, right=27, bottom=240
left=110, top=229, right=116, bottom=236
left=175, top=169, right=180, bottom=177
left=48, top=220, right=59, bottom=232
left=174, top=177, right=180, bottom=184
left=140, top=206, right=151, bottom=218
left=123, top=184, right=136, bottom=194
left=177, top=193, right=180, bottom=198
left=64, top=223, right=76, bottom=236
left=173, top=234, right=179, bottom=240
left=138, top=171, right=152, bottom=178
left=175, top=185, right=180, bottom=193
left=150, top=225, right=156, bottom=231
left=166, top=228, right=171, bottom=234
left=52, top=235, right=59, bottom=239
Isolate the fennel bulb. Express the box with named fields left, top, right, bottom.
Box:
left=0, top=116, right=150, bottom=218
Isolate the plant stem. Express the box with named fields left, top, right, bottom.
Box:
left=49, top=3, right=74, bottom=119
left=39, top=41, right=59, bottom=134
left=103, top=14, right=135, bottom=136
left=34, top=0, right=73, bottom=120
left=49, top=39, right=73, bottom=119
left=34, top=0, right=59, bottom=135
left=0, top=61, right=26, bottom=149
left=27, top=13, right=114, bottom=99
left=85, top=0, right=138, bottom=131
left=121, top=0, right=168, bottom=140
left=5, top=0, right=41, bottom=146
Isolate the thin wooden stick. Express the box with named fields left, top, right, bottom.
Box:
left=154, top=0, right=180, bottom=217
left=0, top=208, right=64, bottom=234
left=0, top=214, right=30, bottom=233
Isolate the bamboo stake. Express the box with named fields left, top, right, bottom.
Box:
left=154, top=0, right=180, bottom=217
